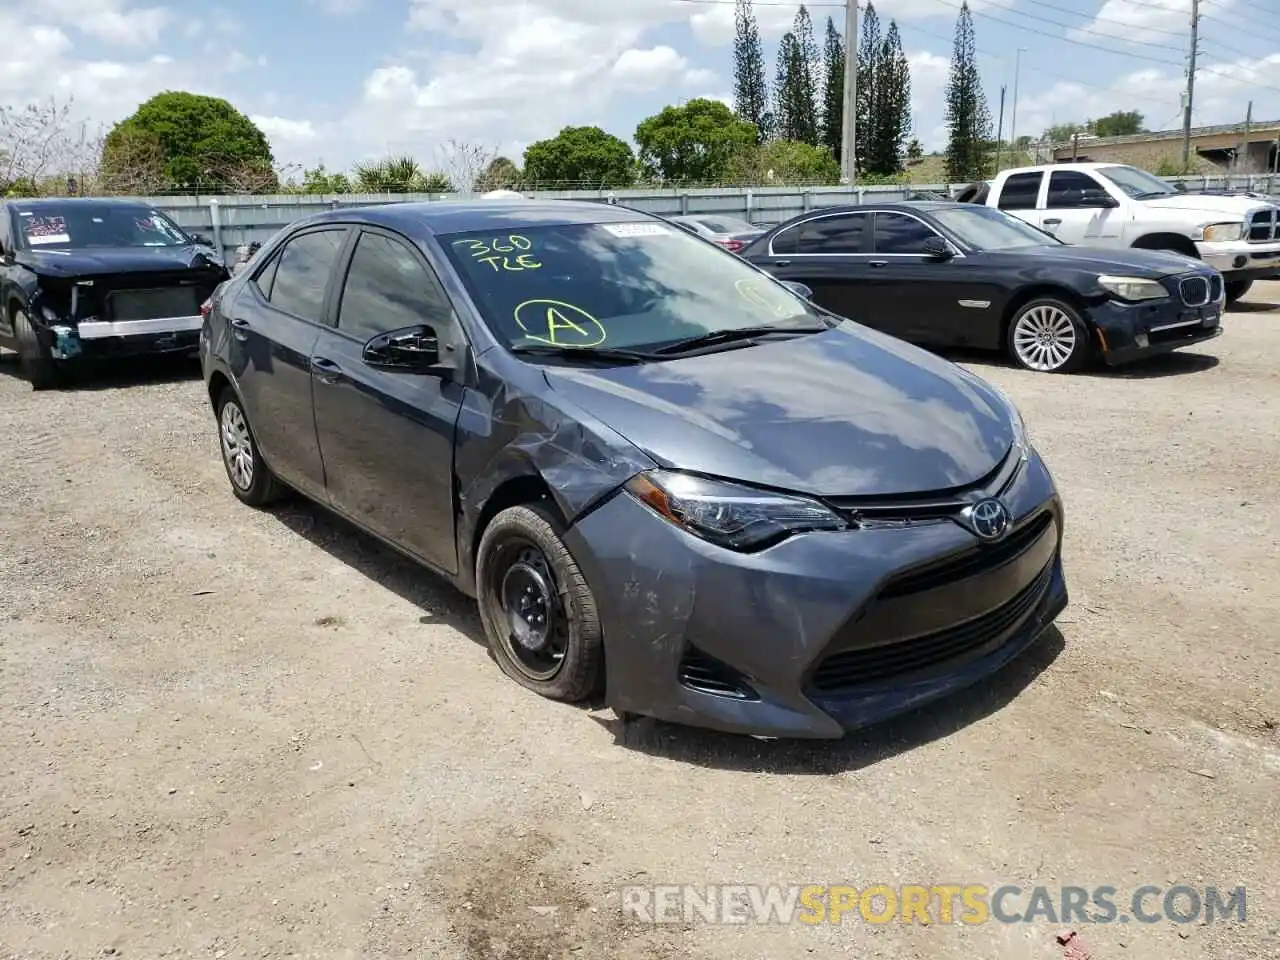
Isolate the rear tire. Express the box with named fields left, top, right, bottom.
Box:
left=13, top=310, right=60, bottom=391
left=1224, top=279, right=1253, bottom=305
left=215, top=386, right=287, bottom=507
left=476, top=504, right=603, bottom=703
left=1007, top=297, right=1092, bottom=374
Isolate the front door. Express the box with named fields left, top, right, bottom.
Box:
left=753, top=211, right=872, bottom=323
left=310, top=227, right=465, bottom=576
left=1036, top=170, right=1123, bottom=244
left=229, top=226, right=349, bottom=499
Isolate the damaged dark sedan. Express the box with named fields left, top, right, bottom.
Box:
left=0, top=197, right=229, bottom=389
left=201, top=199, right=1069, bottom=739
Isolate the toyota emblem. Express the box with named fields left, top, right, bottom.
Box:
left=967, top=498, right=1011, bottom=541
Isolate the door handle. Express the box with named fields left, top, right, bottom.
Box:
left=1043, top=218, right=1062, bottom=226
left=869, top=260, right=888, bottom=268
left=774, top=259, right=791, bottom=267
left=230, top=317, right=250, bottom=341
left=311, top=356, right=342, bottom=384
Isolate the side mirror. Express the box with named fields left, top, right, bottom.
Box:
left=363, top=325, right=442, bottom=371
left=922, top=236, right=955, bottom=259
left=780, top=280, right=813, bottom=300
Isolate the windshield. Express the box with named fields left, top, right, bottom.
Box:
left=439, top=220, right=825, bottom=353
left=931, top=205, right=1059, bottom=250
left=1097, top=164, right=1177, bottom=199
left=15, top=204, right=192, bottom=250
left=694, top=216, right=757, bottom=234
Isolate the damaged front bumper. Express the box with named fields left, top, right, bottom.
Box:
left=37, top=310, right=203, bottom=360
left=564, top=450, right=1067, bottom=739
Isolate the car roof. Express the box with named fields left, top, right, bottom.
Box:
left=999, top=161, right=1125, bottom=176
left=775, top=200, right=972, bottom=222
left=295, top=199, right=663, bottom=236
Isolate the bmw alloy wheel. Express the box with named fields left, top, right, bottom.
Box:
left=1012, top=304, right=1078, bottom=372
left=220, top=400, right=254, bottom=490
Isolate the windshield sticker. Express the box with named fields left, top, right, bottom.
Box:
left=24, top=215, right=71, bottom=245
left=735, top=278, right=794, bottom=317
left=513, top=299, right=607, bottom=347
left=602, top=222, right=670, bottom=238
left=452, top=235, right=541, bottom=272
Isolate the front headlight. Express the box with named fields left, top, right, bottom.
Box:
left=1201, top=222, right=1244, bottom=242
left=624, top=470, right=847, bottom=551
left=1097, top=275, right=1168, bottom=302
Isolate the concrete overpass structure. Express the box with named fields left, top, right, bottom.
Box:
left=1049, top=119, right=1280, bottom=173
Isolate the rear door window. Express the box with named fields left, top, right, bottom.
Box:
left=998, top=173, right=1044, bottom=211
left=264, top=229, right=348, bottom=323
left=797, top=213, right=869, bottom=253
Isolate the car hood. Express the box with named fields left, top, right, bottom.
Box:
left=1000, top=243, right=1202, bottom=276
left=15, top=245, right=224, bottom=278
left=541, top=324, right=1015, bottom=498
left=1138, top=193, right=1266, bottom=218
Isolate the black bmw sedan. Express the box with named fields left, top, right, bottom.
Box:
left=740, top=201, right=1225, bottom=374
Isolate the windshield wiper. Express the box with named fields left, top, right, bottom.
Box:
left=650, top=323, right=829, bottom=356
left=509, top=344, right=662, bottom=365
left=1132, top=191, right=1175, bottom=199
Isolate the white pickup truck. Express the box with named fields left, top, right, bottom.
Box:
left=960, top=162, right=1280, bottom=303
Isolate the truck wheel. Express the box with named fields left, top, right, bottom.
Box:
left=1007, top=297, right=1091, bottom=374
left=13, top=309, right=60, bottom=390
left=1224, top=279, right=1253, bottom=305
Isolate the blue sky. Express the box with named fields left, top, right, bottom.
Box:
left=2, top=0, right=1277, bottom=179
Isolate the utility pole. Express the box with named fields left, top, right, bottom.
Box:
left=1181, top=0, right=1199, bottom=169
left=1009, top=48, right=1023, bottom=154
left=995, top=85, right=1006, bottom=172
left=840, top=0, right=858, bottom=184
left=1237, top=100, right=1252, bottom=173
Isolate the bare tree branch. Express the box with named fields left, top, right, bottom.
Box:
left=434, top=138, right=497, bottom=194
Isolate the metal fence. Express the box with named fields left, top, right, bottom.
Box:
left=141, top=174, right=1280, bottom=261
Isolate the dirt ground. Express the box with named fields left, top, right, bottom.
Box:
left=2, top=282, right=1278, bottom=960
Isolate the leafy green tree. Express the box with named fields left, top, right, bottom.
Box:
left=635, top=99, right=757, bottom=183
left=299, top=164, right=351, bottom=194
left=820, top=17, right=845, bottom=162
left=791, top=5, right=821, bottom=146
left=733, top=0, right=771, bottom=142
left=476, top=156, right=522, bottom=191
left=943, top=1, right=993, bottom=182
left=352, top=156, right=451, bottom=193
left=522, top=126, right=635, bottom=187
left=867, top=21, right=911, bottom=175
left=1092, top=111, right=1146, bottom=137
left=101, top=92, right=275, bottom=192
left=855, top=2, right=881, bottom=175
left=906, top=137, right=924, bottom=163
left=773, top=34, right=807, bottom=143
left=729, top=139, right=841, bottom=185
left=1044, top=121, right=1087, bottom=143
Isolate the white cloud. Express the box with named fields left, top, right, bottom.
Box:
left=251, top=115, right=318, bottom=142
left=1067, top=0, right=1207, bottom=46
left=611, top=46, right=688, bottom=89
left=310, top=0, right=368, bottom=12
left=34, top=0, right=172, bottom=46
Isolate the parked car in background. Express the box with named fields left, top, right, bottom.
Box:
left=669, top=214, right=764, bottom=253
left=962, top=163, right=1280, bottom=304
left=741, top=201, right=1224, bottom=374
left=0, top=197, right=229, bottom=389
left=201, top=198, right=1067, bottom=738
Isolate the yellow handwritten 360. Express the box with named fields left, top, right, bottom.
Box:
left=454, top=236, right=541, bottom=272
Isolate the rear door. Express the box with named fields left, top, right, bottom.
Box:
left=1036, top=170, right=1123, bottom=244
left=994, top=171, right=1045, bottom=227
left=310, top=227, right=466, bottom=576
left=753, top=211, right=872, bottom=323
left=229, top=226, right=350, bottom=499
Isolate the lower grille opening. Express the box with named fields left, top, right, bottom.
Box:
left=809, top=560, right=1053, bottom=694
left=678, top=646, right=759, bottom=700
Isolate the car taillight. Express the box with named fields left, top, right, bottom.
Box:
left=723, top=239, right=744, bottom=252
left=199, top=298, right=213, bottom=318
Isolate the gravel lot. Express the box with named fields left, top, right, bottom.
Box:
left=2, top=282, right=1278, bottom=960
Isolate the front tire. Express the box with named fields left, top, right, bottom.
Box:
left=1007, top=297, right=1091, bottom=374
left=1224, top=279, right=1253, bottom=305
left=215, top=386, right=286, bottom=507
left=476, top=504, right=603, bottom=703
left=13, top=310, right=60, bottom=390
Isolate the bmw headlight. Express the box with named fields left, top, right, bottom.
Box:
left=1201, top=222, right=1244, bottom=242
left=624, top=470, right=847, bottom=550
left=1097, top=276, right=1168, bottom=302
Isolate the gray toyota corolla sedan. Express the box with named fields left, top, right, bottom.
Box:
left=200, top=199, right=1068, bottom=739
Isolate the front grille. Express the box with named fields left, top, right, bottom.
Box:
left=1248, top=208, right=1278, bottom=242
left=1179, top=276, right=1210, bottom=306
left=809, top=560, right=1053, bottom=693
left=678, top=647, right=758, bottom=700
left=876, top=510, right=1053, bottom=600
left=107, top=287, right=201, bottom=321
left=1208, top=274, right=1223, bottom=302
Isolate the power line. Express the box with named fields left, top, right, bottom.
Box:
left=996, top=0, right=1187, bottom=53
left=1015, top=0, right=1187, bottom=39
left=1200, top=1, right=1280, bottom=40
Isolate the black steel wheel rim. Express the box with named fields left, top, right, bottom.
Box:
left=490, top=539, right=568, bottom=681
